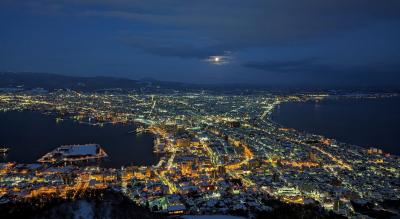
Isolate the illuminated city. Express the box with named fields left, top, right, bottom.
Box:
left=0, top=90, right=399, bottom=218
left=1, top=1, right=400, bottom=218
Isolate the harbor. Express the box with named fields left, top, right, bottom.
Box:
left=0, top=147, right=9, bottom=153
left=38, top=144, right=108, bottom=163
left=0, top=111, right=158, bottom=167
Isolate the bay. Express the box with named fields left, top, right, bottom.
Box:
left=271, top=97, right=400, bottom=155
left=0, top=111, right=157, bottom=167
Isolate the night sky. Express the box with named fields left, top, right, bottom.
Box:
left=1, top=1, right=400, bottom=88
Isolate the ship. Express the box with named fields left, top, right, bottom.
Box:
left=135, top=126, right=149, bottom=134
left=0, top=147, right=10, bottom=153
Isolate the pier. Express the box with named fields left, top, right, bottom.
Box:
left=38, top=144, right=108, bottom=163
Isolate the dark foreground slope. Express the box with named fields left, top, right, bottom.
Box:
left=253, top=199, right=346, bottom=219
left=0, top=189, right=360, bottom=219
left=0, top=189, right=164, bottom=219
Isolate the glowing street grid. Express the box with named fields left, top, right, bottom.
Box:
left=0, top=91, right=399, bottom=217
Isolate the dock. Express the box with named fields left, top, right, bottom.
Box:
left=38, top=144, right=108, bottom=163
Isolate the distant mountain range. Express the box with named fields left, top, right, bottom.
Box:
left=0, top=72, right=270, bottom=93
left=0, top=72, right=194, bottom=92
left=0, top=72, right=398, bottom=93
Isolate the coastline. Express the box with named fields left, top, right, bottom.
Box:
left=269, top=95, right=400, bottom=156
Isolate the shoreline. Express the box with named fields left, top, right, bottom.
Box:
left=269, top=95, right=400, bottom=156
left=0, top=110, right=158, bottom=167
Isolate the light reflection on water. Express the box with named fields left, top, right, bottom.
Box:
left=272, top=97, right=400, bottom=155
left=0, top=111, right=158, bottom=167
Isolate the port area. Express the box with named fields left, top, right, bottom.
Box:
left=37, top=144, right=108, bottom=164
left=0, top=147, right=10, bottom=153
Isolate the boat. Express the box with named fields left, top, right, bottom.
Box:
left=135, top=126, right=149, bottom=134
left=0, top=147, right=10, bottom=153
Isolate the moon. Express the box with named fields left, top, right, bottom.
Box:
left=204, top=54, right=231, bottom=65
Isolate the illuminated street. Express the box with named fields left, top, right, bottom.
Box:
left=0, top=91, right=399, bottom=217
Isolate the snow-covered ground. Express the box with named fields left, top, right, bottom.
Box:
left=74, top=200, right=94, bottom=219
left=182, top=215, right=246, bottom=219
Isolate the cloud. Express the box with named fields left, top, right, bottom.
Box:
left=243, top=58, right=326, bottom=74
left=1, top=0, right=400, bottom=87
left=80, top=10, right=170, bottom=23
left=238, top=59, right=400, bottom=88
left=243, top=57, right=399, bottom=73
left=242, top=58, right=400, bottom=86
left=119, top=30, right=233, bottom=59
left=4, top=0, right=400, bottom=59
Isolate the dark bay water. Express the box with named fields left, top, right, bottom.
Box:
left=0, top=111, right=157, bottom=167
left=271, top=97, right=400, bottom=155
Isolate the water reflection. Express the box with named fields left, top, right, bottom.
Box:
left=272, top=97, right=400, bottom=155
left=0, top=111, right=157, bottom=167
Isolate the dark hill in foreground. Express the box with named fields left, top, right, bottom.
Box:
left=0, top=189, right=164, bottom=219
left=0, top=189, right=348, bottom=219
